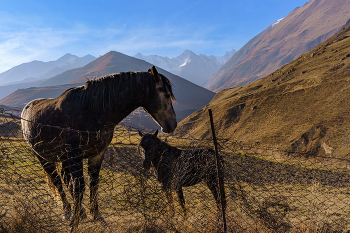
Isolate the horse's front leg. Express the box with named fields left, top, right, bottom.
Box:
left=37, top=156, right=71, bottom=222
left=61, top=160, right=87, bottom=222
left=88, top=152, right=106, bottom=223
left=66, top=144, right=85, bottom=231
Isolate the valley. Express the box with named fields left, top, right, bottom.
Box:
left=3, top=0, right=350, bottom=232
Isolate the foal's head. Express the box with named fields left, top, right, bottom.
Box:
left=138, top=130, right=161, bottom=171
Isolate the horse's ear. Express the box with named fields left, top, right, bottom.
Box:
left=150, top=66, right=161, bottom=83
left=154, top=129, right=158, bottom=137
left=138, top=130, right=143, bottom=137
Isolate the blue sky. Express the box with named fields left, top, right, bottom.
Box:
left=0, top=0, right=309, bottom=73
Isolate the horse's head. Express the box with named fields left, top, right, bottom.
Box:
left=138, top=130, right=159, bottom=171
left=143, top=66, right=177, bottom=133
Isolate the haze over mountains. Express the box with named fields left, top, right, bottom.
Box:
left=0, top=53, right=96, bottom=86
left=1, top=0, right=350, bottom=134
left=134, top=49, right=236, bottom=86
left=0, top=51, right=215, bottom=130
left=0, top=54, right=96, bottom=100
left=206, top=0, right=350, bottom=91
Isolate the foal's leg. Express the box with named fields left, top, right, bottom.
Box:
left=207, top=174, right=227, bottom=232
left=206, top=175, right=225, bottom=212
left=206, top=174, right=227, bottom=221
left=164, top=188, right=175, bottom=217
left=37, top=156, right=71, bottom=221
left=87, top=153, right=105, bottom=222
left=177, top=187, right=187, bottom=217
left=65, top=145, right=85, bottom=231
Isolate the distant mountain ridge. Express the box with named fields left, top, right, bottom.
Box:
left=0, top=53, right=96, bottom=86
left=0, top=51, right=215, bottom=130
left=134, top=49, right=236, bottom=86
left=206, top=0, right=350, bottom=91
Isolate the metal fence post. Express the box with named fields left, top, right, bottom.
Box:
left=208, top=109, right=227, bottom=233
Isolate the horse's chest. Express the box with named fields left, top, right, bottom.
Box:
left=79, top=131, right=114, bottom=158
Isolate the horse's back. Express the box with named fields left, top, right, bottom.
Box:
left=21, top=98, right=57, bottom=134
left=22, top=98, right=55, bottom=118
left=21, top=94, right=113, bottom=162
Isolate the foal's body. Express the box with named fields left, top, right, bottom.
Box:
left=138, top=131, right=226, bottom=214
left=21, top=67, right=177, bottom=231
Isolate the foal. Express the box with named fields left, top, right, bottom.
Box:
left=138, top=130, right=226, bottom=215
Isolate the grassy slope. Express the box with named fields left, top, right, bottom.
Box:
left=175, top=24, right=350, bottom=158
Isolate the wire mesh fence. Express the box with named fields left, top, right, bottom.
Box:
left=1, top=111, right=350, bottom=232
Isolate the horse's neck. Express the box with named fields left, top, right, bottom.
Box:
left=106, top=104, right=139, bottom=125
left=105, top=92, right=142, bottom=125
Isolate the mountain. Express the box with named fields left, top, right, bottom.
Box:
left=35, top=54, right=96, bottom=81
left=39, top=51, right=167, bottom=86
left=0, top=54, right=96, bottom=86
left=134, top=49, right=236, bottom=87
left=0, top=104, right=21, bottom=111
left=175, top=23, right=350, bottom=157
left=206, top=0, right=350, bottom=91
left=0, top=79, right=49, bottom=100
left=0, top=51, right=215, bottom=130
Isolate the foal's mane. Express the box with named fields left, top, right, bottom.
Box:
left=81, top=71, right=175, bottom=113
left=138, top=133, right=180, bottom=157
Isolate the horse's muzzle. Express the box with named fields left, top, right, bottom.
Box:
left=161, top=120, right=177, bottom=133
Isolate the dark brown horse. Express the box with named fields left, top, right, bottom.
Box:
left=21, top=66, right=177, bottom=232
left=138, top=130, right=226, bottom=216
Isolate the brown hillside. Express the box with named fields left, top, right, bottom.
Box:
left=70, top=51, right=155, bottom=84
left=175, top=23, right=350, bottom=158
left=206, top=0, right=350, bottom=92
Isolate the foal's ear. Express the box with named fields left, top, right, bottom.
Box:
left=138, top=130, right=143, bottom=137
left=150, top=66, right=161, bottom=83
left=154, top=129, right=158, bottom=137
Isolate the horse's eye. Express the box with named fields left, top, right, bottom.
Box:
left=165, top=93, right=170, bottom=98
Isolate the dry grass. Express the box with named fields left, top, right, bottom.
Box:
left=2, top=122, right=350, bottom=232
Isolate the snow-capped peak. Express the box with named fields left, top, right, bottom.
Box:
left=271, top=18, right=284, bottom=28
left=132, top=49, right=236, bottom=87
left=179, top=57, right=191, bottom=68
left=67, top=56, right=77, bottom=63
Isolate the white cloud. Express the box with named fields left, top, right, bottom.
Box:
left=0, top=14, right=236, bottom=73
left=0, top=25, right=87, bottom=72
left=93, top=25, right=217, bottom=58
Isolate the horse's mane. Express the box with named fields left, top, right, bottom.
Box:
left=81, top=71, right=175, bottom=113
left=159, top=73, right=176, bottom=102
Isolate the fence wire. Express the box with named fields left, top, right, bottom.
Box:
left=1, top=112, right=350, bottom=232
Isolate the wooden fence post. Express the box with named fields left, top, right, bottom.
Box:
left=208, top=109, right=227, bottom=233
